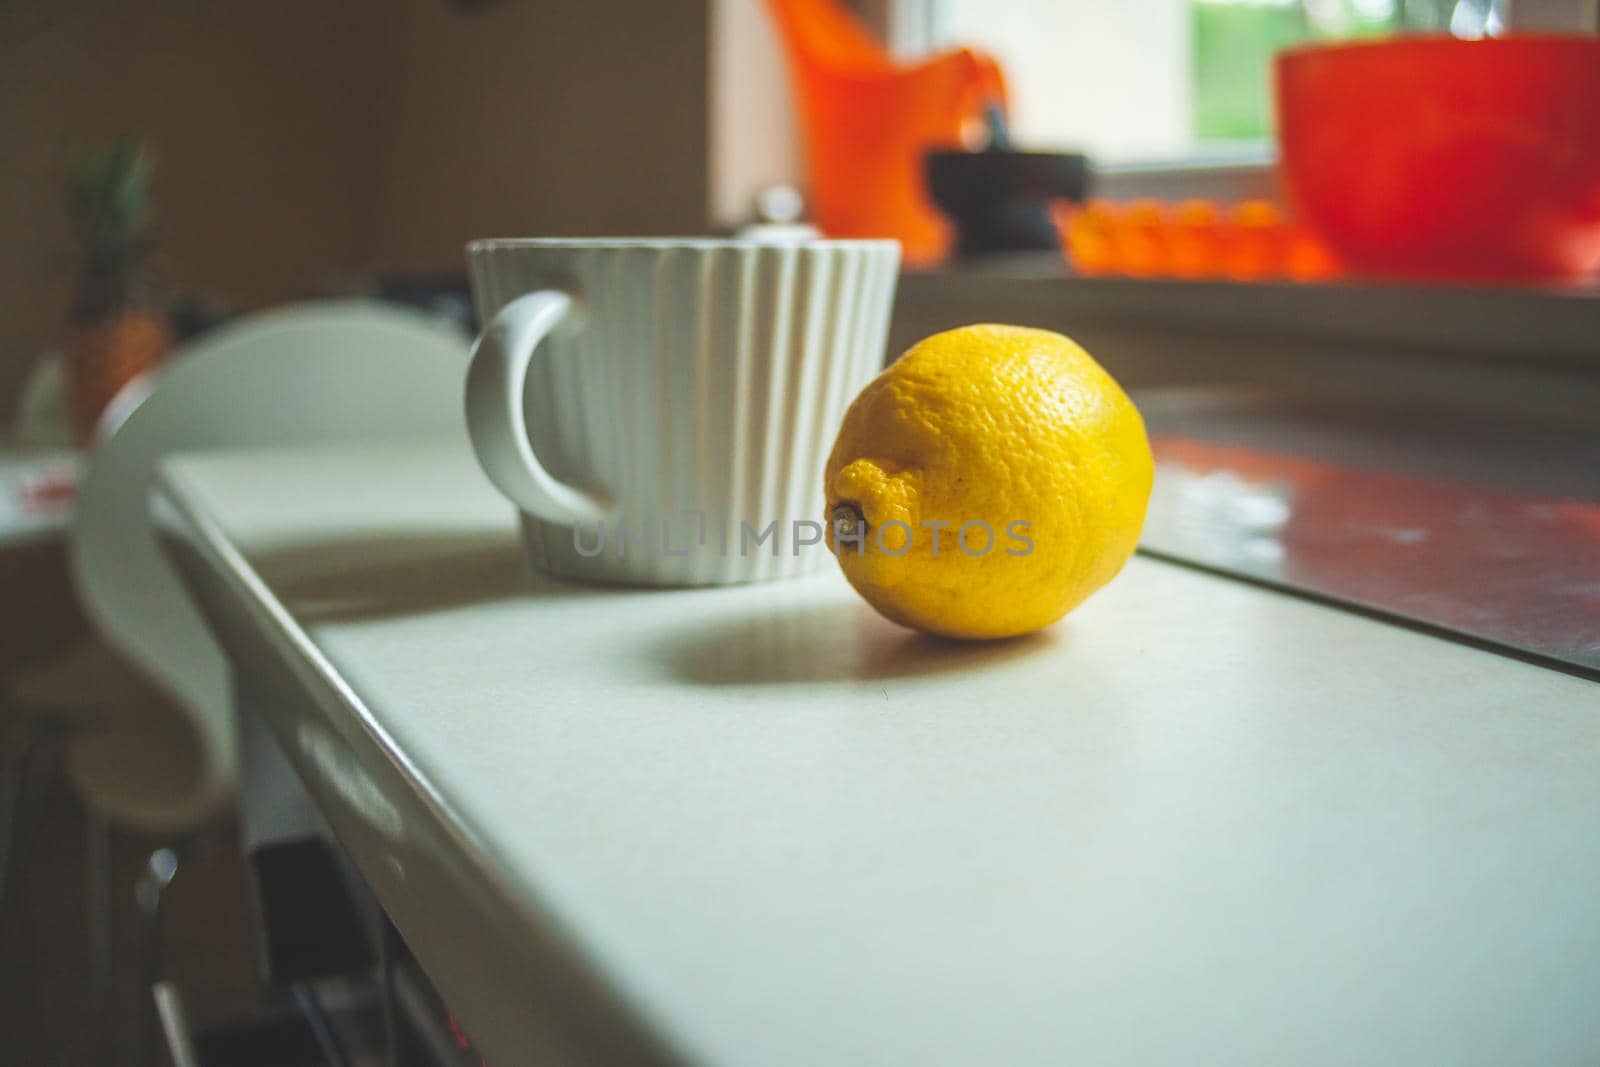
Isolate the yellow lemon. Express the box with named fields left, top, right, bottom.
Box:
left=824, top=324, right=1153, bottom=640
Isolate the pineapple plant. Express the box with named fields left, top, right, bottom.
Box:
left=64, top=136, right=171, bottom=442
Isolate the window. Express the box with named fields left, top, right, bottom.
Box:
left=915, top=0, right=1577, bottom=165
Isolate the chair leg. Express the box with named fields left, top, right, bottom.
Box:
left=293, top=981, right=353, bottom=1067
left=0, top=720, right=29, bottom=914
left=151, top=980, right=203, bottom=1067
left=2, top=717, right=206, bottom=1067
left=135, top=846, right=181, bottom=1067
left=86, top=820, right=186, bottom=1067
left=85, top=809, right=115, bottom=1064
left=0, top=714, right=64, bottom=918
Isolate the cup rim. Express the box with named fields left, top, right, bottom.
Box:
left=467, top=236, right=901, bottom=254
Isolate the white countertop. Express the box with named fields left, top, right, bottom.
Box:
left=157, top=440, right=1600, bottom=1067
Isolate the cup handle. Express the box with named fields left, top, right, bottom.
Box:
left=464, top=290, right=610, bottom=525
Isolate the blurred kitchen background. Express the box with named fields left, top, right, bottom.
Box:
left=8, top=0, right=1595, bottom=415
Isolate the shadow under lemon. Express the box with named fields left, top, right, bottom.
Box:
left=242, top=527, right=1061, bottom=685
left=655, top=595, right=1058, bottom=687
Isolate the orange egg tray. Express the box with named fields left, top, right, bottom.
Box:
left=1052, top=198, right=1342, bottom=282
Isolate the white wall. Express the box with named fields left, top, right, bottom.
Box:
left=709, top=0, right=802, bottom=228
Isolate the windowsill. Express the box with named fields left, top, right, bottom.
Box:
left=896, top=261, right=1600, bottom=369
left=1093, top=154, right=1280, bottom=204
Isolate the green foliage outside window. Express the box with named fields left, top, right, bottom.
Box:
left=1191, top=0, right=1398, bottom=143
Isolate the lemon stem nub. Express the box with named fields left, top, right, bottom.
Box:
left=831, top=501, right=867, bottom=546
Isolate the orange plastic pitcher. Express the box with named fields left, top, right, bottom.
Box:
left=764, top=0, right=1007, bottom=266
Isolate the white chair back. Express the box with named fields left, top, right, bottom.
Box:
left=67, top=300, right=469, bottom=830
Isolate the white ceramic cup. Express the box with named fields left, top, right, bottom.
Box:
left=464, top=237, right=899, bottom=586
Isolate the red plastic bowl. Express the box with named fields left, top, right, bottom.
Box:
left=1276, top=36, right=1600, bottom=280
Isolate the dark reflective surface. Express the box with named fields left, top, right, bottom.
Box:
left=1138, top=390, right=1600, bottom=677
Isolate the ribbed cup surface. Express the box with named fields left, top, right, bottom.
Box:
left=468, top=239, right=899, bottom=586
